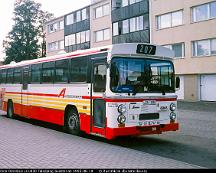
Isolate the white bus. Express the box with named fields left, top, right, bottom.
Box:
left=0, top=43, right=179, bottom=139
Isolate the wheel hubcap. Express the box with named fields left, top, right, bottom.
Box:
left=68, top=114, right=77, bottom=130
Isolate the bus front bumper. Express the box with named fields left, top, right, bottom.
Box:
left=106, top=123, right=179, bottom=140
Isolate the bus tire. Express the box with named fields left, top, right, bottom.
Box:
left=65, top=108, right=80, bottom=135
left=7, top=100, right=14, bottom=119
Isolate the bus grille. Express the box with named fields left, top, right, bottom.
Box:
left=139, top=113, right=159, bottom=120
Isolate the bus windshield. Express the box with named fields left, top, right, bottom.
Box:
left=110, top=57, right=175, bottom=94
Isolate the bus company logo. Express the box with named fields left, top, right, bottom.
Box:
left=58, top=88, right=66, bottom=98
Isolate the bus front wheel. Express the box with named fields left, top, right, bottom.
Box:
left=65, top=108, right=80, bottom=135
left=7, top=100, right=14, bottom=119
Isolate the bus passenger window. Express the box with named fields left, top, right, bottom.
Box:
left=31, top=64, right=41, bottom=83
left=42, top=62, right=55, bottom=83
left=1, top=70, right=7, bottom=84
left=94, top=64, right=106, bottom=92
left=7, top=69, right=14, bottom=84
left=55, top=60, right=69, bottom=83
left=71, top=58, right=87, bottom=82
left=13, top=68, right=22, bottom=84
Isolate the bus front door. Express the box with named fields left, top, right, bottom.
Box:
left=21, top=66, right=29, bottom=117
left=91, top=60, right=107, bottom=136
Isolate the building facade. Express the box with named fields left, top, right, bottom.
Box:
left=111, top=0, right=150, bottom=44
left=64, top=6, right=90, bottom=53
left=45, top=16, right=65, bottom=57
left=45, top=0, right=216, bottom=102
left=151, top=0, right=216, bottom=101
left=90, top=0, right=112, bottom=48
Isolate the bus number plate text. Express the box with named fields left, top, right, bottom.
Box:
left=136, top=44, right=156, bottom=55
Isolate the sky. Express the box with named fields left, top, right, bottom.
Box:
left=0, top=0, right=91, bottom=61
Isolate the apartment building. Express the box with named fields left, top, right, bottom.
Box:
left=64, top=6, right=91, bottom=53
left=90, top=0, right=112, bottom=48
left=111, top=0, right=150, bottom=44
left=45, top=16, right=65, bottom=57
left=151, top=0, right=216, bottom=101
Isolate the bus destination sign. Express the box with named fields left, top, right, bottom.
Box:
left=136, top=44, right=156, bottom=55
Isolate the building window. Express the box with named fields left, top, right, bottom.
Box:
left=122, top=19, right=129, bottom=34
left=59, top=40, right=64, bottom=50
left=130, top=16, right=144, bottom=32
left=65, top=31, right=90, bottom=47
left=66, top=13, right=74, bottom=25
left=48, top=41, right=64, bottom=52
left=82, top=9, right=87, bottom=20
left=48, top=21, right=64, bottom=33
left=48, top=42, right=58, bottom=52
left=192, top=38, right=216, bottom=57
left=164, top=43, right=185, bottom=58
left=157, top=10, right=183, bottom=29
left=95, top=28, right=110, bottom=42
left=122, top=0, right=142, bottom=7
left=192, top=1, right=216, bottom=22
left=122, top=0, right=128, bottom=7
left=95, top=4, right=110, bottom=18
left=113, top=22, right=119, bottom=36
left=86, top=30, right=90, bottom=42
left=76, top=11, right=81, bottom=22
left=112, top=15, right=148, bottom=36
left=48, top=23, right=58, bottom=33
left=59, top=21, right=64, bottom=30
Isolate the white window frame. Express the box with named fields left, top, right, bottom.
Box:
left=163, top=42, right=185, bottom=58
left=95, top=28, right=110, bottom=42
left=157, top=10, right=183, bottom=30
left=192, top=1, right=216, bottom=22
left=95, top=4, right=110, bottom=19
left=192, top=38, right=216, bottom=57
left=66, top=14, right=74, bottom=25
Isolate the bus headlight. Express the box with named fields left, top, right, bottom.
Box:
left=170, top=112, right=176, bottom=120
left=170, top=103, right=176, bottom=111
left=117, top=115, right=126, bottom=124
left=118, top=104, right=127, bottom=114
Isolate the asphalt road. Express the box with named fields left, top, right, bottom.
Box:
left=0, top=101, right=216, bottom=168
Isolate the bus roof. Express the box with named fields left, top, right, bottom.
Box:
left=0, top=43, right=174, bottom=70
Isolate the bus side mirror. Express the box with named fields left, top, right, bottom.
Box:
left=176, top=77, right=180, bottom=90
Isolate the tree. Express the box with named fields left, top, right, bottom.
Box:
left=3, top=0, right=53, bottom=64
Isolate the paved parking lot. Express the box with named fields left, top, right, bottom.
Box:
left=0, top=110, right=201, bottom=169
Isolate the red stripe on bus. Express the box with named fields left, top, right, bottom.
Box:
left=105, top=98, right=177, bottom=102
left=82, top=96, right=103, bottom=99
left=6, top=92, right=58, bottom=97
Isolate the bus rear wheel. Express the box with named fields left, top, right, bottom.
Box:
left=65, top=108, right=80, bottom=135
left=7, top=100, right=14, bottom=119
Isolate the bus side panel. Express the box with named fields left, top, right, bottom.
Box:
left=80, top=114, right=91, bottom=134
left=27, top=105, right=64, bottom=126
